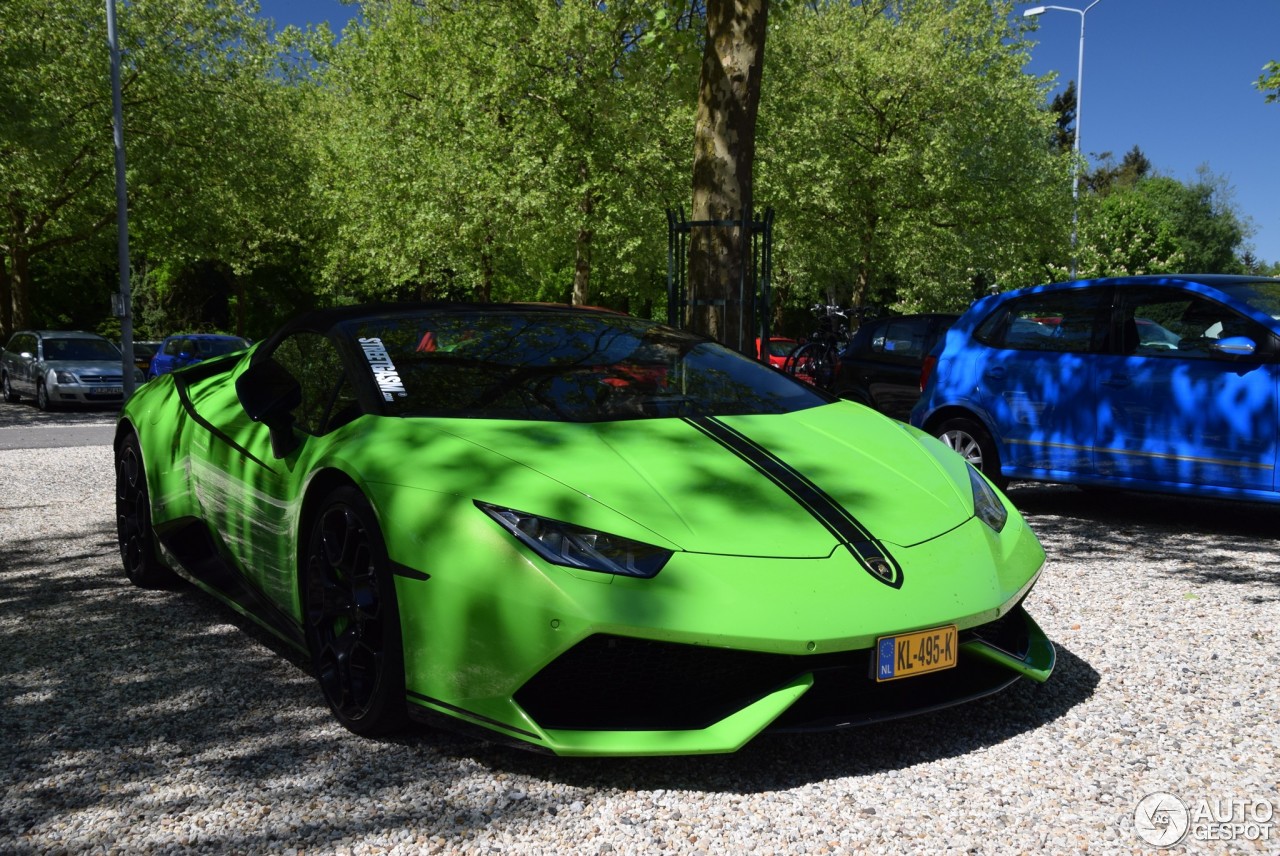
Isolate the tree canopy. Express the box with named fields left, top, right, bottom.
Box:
left=0, top=0, right=1265, bottom=343
left=759, top=0, right=1072, bottom=311
left=0, top=0, right=302, bottom=340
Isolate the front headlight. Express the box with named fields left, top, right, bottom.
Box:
left=55, top=370, right=76, bottom=384
left=968, top=464, right=1008, bottom=533
left=477, top=502, right=672, bottom=578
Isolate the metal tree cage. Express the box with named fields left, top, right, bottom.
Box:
left=667, top=207, right=774, bottom=359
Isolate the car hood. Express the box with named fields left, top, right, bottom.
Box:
left=353, top=402, right=972, bottom=558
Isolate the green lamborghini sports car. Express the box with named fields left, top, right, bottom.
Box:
left=115, top=303, right=1054, bottom=756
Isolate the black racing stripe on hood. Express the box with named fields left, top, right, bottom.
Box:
left=684, top=416, right=903, bottom=589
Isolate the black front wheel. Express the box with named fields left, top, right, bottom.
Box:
left=935, top=417, right=1007, bottom=490
left=303, top=487, right=407, bottom=736
left=36, top=380, right=51, bottom=410
left=1, top=373, right=18, bottom=403
left=115, top=432, right=175, bottom=588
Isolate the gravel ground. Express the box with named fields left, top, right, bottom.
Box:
left=1, top=439, right=1277, bottom=855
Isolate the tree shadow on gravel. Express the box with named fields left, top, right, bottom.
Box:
left=0, top=489, right=1115, bottom=855
left=1007, top=483, right=1280, bottom=600
left=1, top=517, right=1102, bottom=851
left=0, top=401, right=120, bottom=428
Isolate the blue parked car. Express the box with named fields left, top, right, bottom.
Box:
left=911, top=275, right=1280, bottom=502
left=148, top=334, right=250, bottom=379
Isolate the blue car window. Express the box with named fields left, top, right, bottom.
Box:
left=976, top=289, right=1106, bottom=353
left=1118, top=288, right=1267, bottom=359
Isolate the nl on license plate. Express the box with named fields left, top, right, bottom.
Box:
left=875, top=624, right=958, bottom=682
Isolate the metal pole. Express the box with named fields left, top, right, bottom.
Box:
left=107, top=0, right=135, bottom=397
left=1024, top=1, right=1104, bottom=280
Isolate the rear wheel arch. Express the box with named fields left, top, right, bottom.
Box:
left=115, top=425, right=176, bottom=588
left=921, top=405, right=995, bottom=440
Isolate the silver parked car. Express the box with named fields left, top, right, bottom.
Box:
left=1, top=330, right=143, bottom=409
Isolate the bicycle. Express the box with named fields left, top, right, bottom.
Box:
left=783, top=305, right=855, bottom=391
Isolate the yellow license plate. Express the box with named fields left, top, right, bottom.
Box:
left=875, top=625, right=958, bottom=682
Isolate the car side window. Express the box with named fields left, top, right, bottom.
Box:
left=269, top=333, right=361, bottom=436
left=870, top=318, right=930, bottom=360
left=976, top=289, right=1106, bottom=353
left=1118, top=288, right=1269, bottom=359
left=164, top=339, right=181, bottom=356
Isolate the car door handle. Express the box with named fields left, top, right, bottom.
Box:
left=1101, top=374, right=1130, bottom=388
left=983, top=367, right=1006, bottom=380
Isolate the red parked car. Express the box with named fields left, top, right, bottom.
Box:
left=756, top=336, right=800, bottom=368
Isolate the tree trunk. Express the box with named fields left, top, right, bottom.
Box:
left=0, top=255, right=11, bottom=341
left=852, top=210, right=879, bottom=311
left=688, top=0, right=768, bottom=355
left=572, top=176, right=594, bottom=306
left=8, top=248, right=32, bottom=335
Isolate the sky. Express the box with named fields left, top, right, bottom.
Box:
left=256, top=0, right=1280, bottom=264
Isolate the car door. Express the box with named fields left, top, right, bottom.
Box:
left=971, top=287, right=1109, bottom=476
left=191, top=331, right=362, bottom=598
left=6, top=333, right=37, bottom=395
left=1095, top=286, right=1277, bottom=491
left=860, top=316, right=936, bottom=420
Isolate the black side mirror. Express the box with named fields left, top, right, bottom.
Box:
left=236, top=357, right=303, bottom=458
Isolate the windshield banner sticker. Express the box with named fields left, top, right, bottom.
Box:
left=358, top=337, right=407, bottom=401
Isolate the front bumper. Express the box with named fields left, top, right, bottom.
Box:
left=406, top=604, right=1053, bottom=757
left=394, top=512, right=1053, bottom=756
left=47, top=377, right=126, bottom=404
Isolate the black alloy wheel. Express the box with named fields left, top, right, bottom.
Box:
left=304, top=487, right=407, bottom=736
left=115, top=432, right=174, bottom=588
left=2, top=373, right=18, bottom=403
left=36, top=379, right=50, bottom=410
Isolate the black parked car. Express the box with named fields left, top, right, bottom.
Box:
left=832, top=313, right=959, bottom=421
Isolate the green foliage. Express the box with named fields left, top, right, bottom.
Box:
left=296, top=0, right=698, bottom=312
left=0, top=0, right=312, bottom=338
left=1068, top=165, right=1249, bottom=279
left=1067, top=191, right=1186, bottom=278
left=1086, top=145, right=1153, bottom=195
left=1258, top=60, right=1280, bottom=103
left=4, top=0, right=1269, bottom=338
left=756, top=0, right=1073, bottom=313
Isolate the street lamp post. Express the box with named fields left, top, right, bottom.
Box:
left=1024, top=1, right=1104, bottom=278
left=107, top=0, right=135, bottom=398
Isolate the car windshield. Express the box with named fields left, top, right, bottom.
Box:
left=338, top=310, right=827, bottom=422
left=763, top=339, right=796, bottom=358
left=194, top=338, right=249, bottom=356
left=44, top=338, right=120, bottom=361
left=1217, top=281, right=1280, bottom=320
